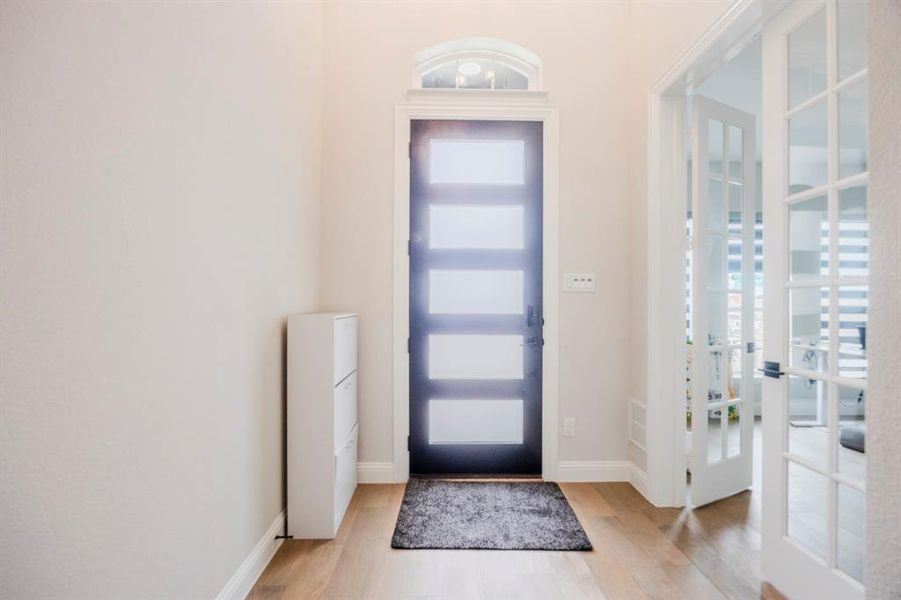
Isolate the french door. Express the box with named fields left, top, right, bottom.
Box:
left=408, top=120, right=543, bottom=475
left=689, top=96, right=757, bottom=507
left=761, top=0, right=868, bottom=597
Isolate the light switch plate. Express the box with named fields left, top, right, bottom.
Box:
left=563, top=417, right=576, bottom=437
left=563, top=272, right=596, bottom=292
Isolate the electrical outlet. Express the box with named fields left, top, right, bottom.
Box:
left=563, top=417, right=576, bottom=437
left=563, top=273, right=596, bottom=293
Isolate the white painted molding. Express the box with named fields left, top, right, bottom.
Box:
left=555, top=461, right=631, bottom=483
left=215, top=510, right=285, bottom=600
left=629, top=464, right=651, bottom=501
left=392, top=94, right=560, bottom=483
left=357, top=462, right=395, bottom=484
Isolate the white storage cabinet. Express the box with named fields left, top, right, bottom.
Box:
left=287, top=313, right=358, bottom=538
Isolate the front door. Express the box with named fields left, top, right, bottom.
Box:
left=409, top=119, right=543, bottom=475
left=761, top=0, right=868, bottom=597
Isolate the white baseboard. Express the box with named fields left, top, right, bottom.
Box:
left=629, top=463, right=651, bottom=500
left=555, top=460, right=631, bottom=482
left=357, top=462, right=395, bottom=483
left=215, top=510, right=285, bottom=600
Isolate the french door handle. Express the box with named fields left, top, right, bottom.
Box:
left=757, top=361, right=785, bottom=379
left=527, top=305, right=542, bottom=328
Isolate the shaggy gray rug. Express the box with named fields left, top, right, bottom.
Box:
left=391, top=479, right=592, bottom=550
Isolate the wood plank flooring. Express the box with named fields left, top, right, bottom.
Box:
left=250, top=481, right=787, bottom=600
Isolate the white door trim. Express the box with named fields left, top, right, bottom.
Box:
left=392, top=89, right=560, bottom=482
left=645, top=0, right=792, bottom=507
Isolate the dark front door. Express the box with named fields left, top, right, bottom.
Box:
left=409, top=119, right=543, bottom=475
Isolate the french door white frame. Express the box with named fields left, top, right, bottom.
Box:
left=761, top=0, right=867, bottom=596
left=689, top=96, right=757, bottom=508
left=645, top=0, right=791, bottom=507
left=392, top=89, right=560, bottom=482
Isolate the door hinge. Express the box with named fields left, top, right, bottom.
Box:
left=407, top=337, right=411, bottom=354
left=408, top=141, right=412, bottom=158
left=407, top=240, right=411, bottom=256
left=407, top=435, right=411, bottom=451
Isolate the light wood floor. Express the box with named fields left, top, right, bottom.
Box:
left=250, top=482, right=788, bottom=600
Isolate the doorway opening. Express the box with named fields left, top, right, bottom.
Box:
left=408, top=119, right=543, bottom=476
left=652, top=1, right=869, bottom=597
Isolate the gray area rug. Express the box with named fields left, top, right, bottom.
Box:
left=391, top=479, right=592, bottom=550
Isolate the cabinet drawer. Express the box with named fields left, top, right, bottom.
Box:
left=334, top=371, right=357, bottom=451
left=333, top=316, right=357, bottom=385
left=334, top=424, right=358, bottom=530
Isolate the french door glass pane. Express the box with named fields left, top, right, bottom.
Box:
left=429, top=269, right=524, bottom=315
left=709, top=178, right=725, bottom=230
left=727, top=348, right=742, bottom=401
left=837, top=0, right=867, bottom=81
left=788, top=374, right=829, bottom=469
left=788, top=8, right=827, bottom=109
left=428, top=334, right=523, bottom=379
left=707, top=409, right=724, bottom=464
left=789, top=287, right=829, bottom=368
left=789, top=195, right=829, bottom=280
left=787, top=460, right=828, bottom=560
left=838, top=387, right=866, bottom=481
left=837, top=484, right=866, bottom=583
left=789, top=100, right=828, bottom=192
left=708, top=350, right=725, bottom=404
left=708, top=119, right=724, bottom=174
left=839, top=80, right=868, bottom=179
left=429, top=205, right=525, bottom=249
left=837, top=285, right=868, bottom=378
left=728, top=125, right=743, bottom=179
left=728, top=183, right=743, bottom=226
left=727, top=292, right=742, bottom=345
left=838, top=185, right=868, bottom=278
left=708, top=235, right=725, bottom=289
left=708, top=292, right=725, bottom=346
left=429, top=139, right=525, bottom=185
left=726, top=403, right=742, bottom=458
left=428, top=399, right=524, bottom=444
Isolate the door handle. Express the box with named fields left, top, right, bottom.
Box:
left=527, top=305, right=543, bottom=328
left=757, top=361, right=785, bottom=379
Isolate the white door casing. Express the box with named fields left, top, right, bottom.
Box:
left=392, top=89, right=560, bottom=482
left=690, top=96, right=757, bottom=508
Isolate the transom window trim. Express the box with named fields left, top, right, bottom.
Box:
left=414, top=39, right=542, bottom=91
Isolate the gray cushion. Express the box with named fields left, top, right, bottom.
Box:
left=840, top=423, right=866, bottom=453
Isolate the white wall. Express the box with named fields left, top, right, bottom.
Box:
left=624, top=0, right=733, bottom=471
left=318, top=0, right=634, bottom=466
left=0, top=2, right=322, bottom=598
left=866, top=2, right=901, bottom=597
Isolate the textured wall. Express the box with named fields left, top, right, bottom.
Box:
left=0, top=2, right=323, bottom=597
left=319, top=0, right=634, bottom=465
left=866, top=1, right=901, bottom=597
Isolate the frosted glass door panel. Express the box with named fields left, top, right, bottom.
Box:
left=430, top=140, right=525, bottom=184
left=428, top=399, right=524, bottom=444
left=429, top=205, right=524, bottom=249
left=429, top=334, right=523, bottom=380
left=430, top=270, right=523, bottom=315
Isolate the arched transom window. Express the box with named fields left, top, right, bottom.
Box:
left=414, top=38, right=541, bottom=91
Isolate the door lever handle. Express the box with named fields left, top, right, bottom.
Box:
left=757, top=361, right=785, bottom=379
left=527, top=305, right=542, bottom=328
